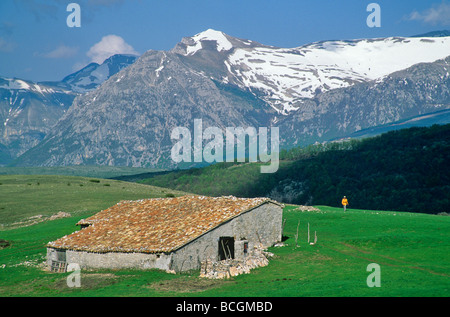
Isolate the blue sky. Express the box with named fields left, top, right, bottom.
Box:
left=1, top=0, right=449, bottom=82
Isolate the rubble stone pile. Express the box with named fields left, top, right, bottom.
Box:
left=200, top=246, right=274, bottom=279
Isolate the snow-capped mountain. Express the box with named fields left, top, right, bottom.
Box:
left=44, top=54, right=138, bottom=93
left=277, top=55, right=450, bottom=147
left=175, top=29, right=450, bottom=114
left=0, top=54, right=138, bottom=164
left=13, top=30, right=450, bottom=168
left=0, top=77, right=76, bottom=161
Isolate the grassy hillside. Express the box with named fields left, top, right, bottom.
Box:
left=0, top=204, right=449, bottom=296
left=0, top=175, right=187, bottom=228
left=0, top=166, right=165, bottom=179
left=139, top=124, right=450, bottom=214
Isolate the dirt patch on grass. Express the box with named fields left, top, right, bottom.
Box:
left=0, top=239, right=10, bottom=248
left=52, top=273, right=119, bottom=291
left=4, top=212, right=72, bottom=230
left=148, top=276, right=234, bottom=293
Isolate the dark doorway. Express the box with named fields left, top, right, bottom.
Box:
left=218, top=237, right=235, bottom=260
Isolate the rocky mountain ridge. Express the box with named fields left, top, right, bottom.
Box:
left=8, top=30, right=450, bottom=167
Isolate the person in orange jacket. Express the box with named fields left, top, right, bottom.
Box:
left=341, top=196, right=349, bottom=211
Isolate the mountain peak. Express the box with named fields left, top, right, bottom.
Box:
left=56, top=53, right=137, bottom=93
left=172, top=29, right=267, bottom=56
left=182, top=29, right=233, bottom=55
left=194, top=28, right=226, bottom=39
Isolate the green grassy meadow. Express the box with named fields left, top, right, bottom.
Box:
left=1, top=175, right=449, bottom=297
left=0, top=166, right=165, bottom=179
left=0, top=174, right=186, bottom=227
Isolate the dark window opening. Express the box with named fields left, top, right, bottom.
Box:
left=244, top=242, right=248, bottom=254
left=218, top=237, right=235, bottom=260
left=56, top=249, right=66, bottom=262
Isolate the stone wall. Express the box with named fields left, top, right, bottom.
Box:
left=46, top=248, right=172, bottom=271
left=169, top=202, right=282, bottom=272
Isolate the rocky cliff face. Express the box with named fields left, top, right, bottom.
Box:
left=0, top=78, right=76, bottom=162
left=15, top=50, right=275, bottom=167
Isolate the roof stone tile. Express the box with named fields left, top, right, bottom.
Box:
left=48, top=195, right=275, bottom=253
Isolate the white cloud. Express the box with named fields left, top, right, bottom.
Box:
left=87, top=34, right=139, bottom=64
left=42, top=45, right=78, bottom=58
left=407, top=2, right=450, bottom=25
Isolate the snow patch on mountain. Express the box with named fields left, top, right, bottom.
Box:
left=186, top=29, right=233, bottom=55
left=0, top=78, right=59, bottom=94
left=56, top=54, right=138, bottom=93
left=224, top=36, right=450, bottom=114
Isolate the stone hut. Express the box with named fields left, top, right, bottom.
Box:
left=46, top=195, right=283, bottom=273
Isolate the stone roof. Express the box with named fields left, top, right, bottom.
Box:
left=47, top=195, right=278, bottom=254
